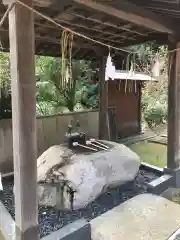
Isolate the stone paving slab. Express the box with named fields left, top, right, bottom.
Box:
left=0, top=232, right=5, bottom=240
left=42, top=219, right=91, bottom=240
left=169, top=228, right=180, bottom=240
left=0, top=200, right=14, bottom=240
left=91, top=194, right=180, bottom=240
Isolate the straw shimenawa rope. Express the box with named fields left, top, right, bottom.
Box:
left=61, top=30, right=74, bottom=90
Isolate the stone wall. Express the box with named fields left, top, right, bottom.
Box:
left=0, top=110, right=99, bottom=173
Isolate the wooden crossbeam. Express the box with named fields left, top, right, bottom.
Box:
left=73, top=0, right=176, bottom=34
left=35, top=0, right=73, bottom=35
left=35, top=34, right=103, bottom=50
left=57, top=20, right=136, bottom=40
left=35, top=21, right=136, bottom=41
left=69, top=11, right=149, bottom=36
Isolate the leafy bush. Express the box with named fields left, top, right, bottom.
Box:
left=143, top=100, right=167, bottom=127
left=80, top=83, right=99, bottom=109
left=137, top=44, right=168, bottom=128
left=0, top=91, right=12, bottom=119
left=36, top=57, right=96, bottom=115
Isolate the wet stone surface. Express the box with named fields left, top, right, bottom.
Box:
left=0, top=166, right=161, bottom=238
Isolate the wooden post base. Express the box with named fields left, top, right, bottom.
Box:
left=15, top=226, right=39, bottom=240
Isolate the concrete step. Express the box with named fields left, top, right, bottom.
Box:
left=90, top=194, right=180, bottom=240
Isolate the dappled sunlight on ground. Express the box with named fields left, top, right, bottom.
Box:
left=129, top=141, right=167, bottom=168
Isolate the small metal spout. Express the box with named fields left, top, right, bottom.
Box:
left=67, top=124, right=72, bottom=135
left=76, top=120, right=80, bottom=133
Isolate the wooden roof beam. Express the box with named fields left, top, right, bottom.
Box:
left=73, top=0, right=176, bottom=34
left=35, top=0, right=73, bottom=31
left=35, top=34, right=103, bottom=50
left=56, top=20, right=136, bottom=40
left=69, top=11, right=147, bottom=36
left=35, top=21, right=136, bottom=40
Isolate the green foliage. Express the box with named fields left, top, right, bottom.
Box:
left=136, top=44, right=168, bottom=127
left=0, top=53, right=98, bottom=118
left=80, top=83, right=99, bottom=109
left=0, top=90, right=12, bottom=119
left=0, top=42, right=169, bottom=125
left=36, top=56, right=96, bottom=115
left=0, top=52, right=11, bottom=87
left=0, top=52, right=12, bottom=119
left=143, top=99, right=167, bottom=127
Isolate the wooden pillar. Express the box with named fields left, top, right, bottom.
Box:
left=3, top=0, right=38, bottom=239
left=99, top=56, right=108, bottom=140
left=167, top=41, right=180, bottom=170
left=137, top=82, right=142, bottom=134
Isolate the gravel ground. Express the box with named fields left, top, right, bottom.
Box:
left=0, top=166, right=161, bottom=238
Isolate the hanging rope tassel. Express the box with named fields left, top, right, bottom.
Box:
left=61, top=30, right=74, bottom=91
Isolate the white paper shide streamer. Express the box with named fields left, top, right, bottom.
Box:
left=151, top=54, right=164, bottom=78
left=0, top=173, right=3, bottom=190
left=105, top=53, right=116, bottom=81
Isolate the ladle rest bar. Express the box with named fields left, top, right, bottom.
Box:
left=65, top=120, right=109, bottom=151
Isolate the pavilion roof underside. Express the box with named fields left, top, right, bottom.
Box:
left=0, top=0, right=178, bottom=59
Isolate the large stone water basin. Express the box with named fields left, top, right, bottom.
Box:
left=37, top=141, right=141, bottom=210
left=0, top=165, right=161, bottom=238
